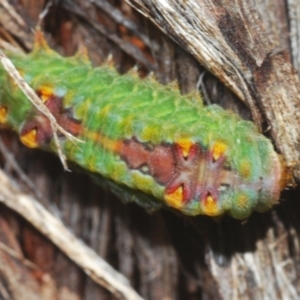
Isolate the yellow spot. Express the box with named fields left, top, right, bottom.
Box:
left=212, top=141, right=227, bottom=161
left=20, top=129, right=39, bottom=148
left=202, top=195, right=219, bottom=216
left=164, top=186, right=184, bottom=209
left=236, top=194, right=248, bottom=210
left=0, top=107, right=7, bottom=124
left=240, top=160, right=251, bottom=178
left=140, top=125, right=160, bottom=143
left=131, top=171, right=155, bottom=194
left=39, top=85, right=54, bottom=102
left=84, top=130, right=122, bottom=152
left=177, top=138, right=193, bottom=158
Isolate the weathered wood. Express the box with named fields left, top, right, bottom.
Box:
left=286, top=0, right=300, bottom=75
left=0, top=169, right=144, bottom=300
left=0, top=208, right=42, bottom=300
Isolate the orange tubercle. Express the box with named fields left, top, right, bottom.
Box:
left=212, top=141, right=227, bottom=161
left=240, top=160, right=251, bottom=178
left=176, top=138, right=194, bottom=158
left=83, top=130, right=123, bottom=153
left=20, top=129, right=39, bottom=148
left=164, top=186, right=184, bottom=209
left=202, top=194, right=219, bottom=216
left=236, top=194, right=248, bottom=210
left=38, top=85, right=54, bottom=102
left=0, top=106, right=7, bottom=124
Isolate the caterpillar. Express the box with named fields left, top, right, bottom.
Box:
left=0, top=32, right=287, bottom=219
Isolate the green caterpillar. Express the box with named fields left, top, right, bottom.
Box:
left=0, top=32, right=287, bottom=219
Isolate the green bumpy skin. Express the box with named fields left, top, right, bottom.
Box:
left=0, top=33, right=285, bottom=219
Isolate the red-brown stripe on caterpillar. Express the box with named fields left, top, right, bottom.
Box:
left=119, top=139, right=176, bottom=184
left=18, top=95, right=235, bottom=216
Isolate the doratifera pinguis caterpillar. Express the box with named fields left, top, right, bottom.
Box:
left=0, top=32, right=287, bottom=219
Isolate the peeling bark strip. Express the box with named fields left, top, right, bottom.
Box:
left=126, top=0, right=300, bottom=181
left=254, top=53, right=300, bottom=177
left=287, top=0, right=300, bottom=75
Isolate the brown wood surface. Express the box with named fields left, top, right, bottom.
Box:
left=0, top=1, right=300, bottom=299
